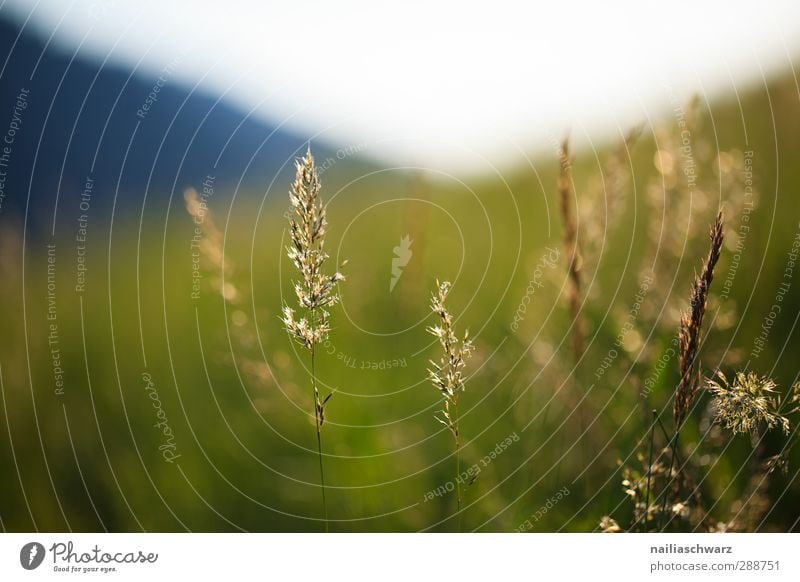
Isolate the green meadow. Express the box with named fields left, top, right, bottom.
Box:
left=2, top=73, right=800, bottom=532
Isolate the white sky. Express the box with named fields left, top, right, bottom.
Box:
left=4, top=0, right=800, bottom=174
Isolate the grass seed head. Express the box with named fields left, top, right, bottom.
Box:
left=427, top=280, right=474, bottom=436
left=673, top=212, right=723, bottom=427
left=282, top=149, right=346, bottom=351
left=707, top=371, right=790, bottom=436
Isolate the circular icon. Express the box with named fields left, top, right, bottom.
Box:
left=19, top=542, right=45, bottom=570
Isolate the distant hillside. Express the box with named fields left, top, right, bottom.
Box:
left=0, top=15, right=342, bottom=230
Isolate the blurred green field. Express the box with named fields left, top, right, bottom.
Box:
left=2, top=73, right=800, bottom=532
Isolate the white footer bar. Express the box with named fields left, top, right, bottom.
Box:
left=1, top=533, right=797, bottom=580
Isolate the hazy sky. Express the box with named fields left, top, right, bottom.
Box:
left=4, top=0, right=800, bottom=173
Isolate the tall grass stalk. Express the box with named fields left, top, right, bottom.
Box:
left=427, top=281, right=474, bottom=530
left=282, top=148, right=345, bottom=532
left=660, top=211, right=723, bottom=527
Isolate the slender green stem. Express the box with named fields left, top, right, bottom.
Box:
left=310, top=311, right=328, bottom=533
left=655, top=415, right=715, bottom=530
left=453, top=399, right=461, bottom=532
left=638, top=409, right=658, bottom=532
left=658, top=430, right=680, bottom=531
left=655, top=416, right=683, bottom=466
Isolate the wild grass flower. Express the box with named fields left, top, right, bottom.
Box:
left=599, top=516, right=621, bottom=533
left=640, top=97, right=752, bottom=350
left=608, top=433, right=713, bottom=532
left=715, top=378, right=800, bottom=531
left=673, top=212, right=723, bottom=428
left=653, top=212, right=724, bottom=527
left=427, top=280, right=474, bottom=527
left=707, top=371, right=791, bottom=436
left=282, top=148, right=345, bottom=531
left=618, top=450, right=685, bottom=531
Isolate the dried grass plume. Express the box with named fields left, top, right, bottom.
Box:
left=673, top=211, right=723, bottom=427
